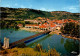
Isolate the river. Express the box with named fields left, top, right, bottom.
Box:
left=0, top=29, right=79, bottom=56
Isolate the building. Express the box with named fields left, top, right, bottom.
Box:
left=25, top=24, right=39, bottom=29
left=17, top=24, right=23, bottom=27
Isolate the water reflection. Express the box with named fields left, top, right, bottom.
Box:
left=1, top=29, right=79, bottom=56
left=27, top=34, right=52, bottom=47
left=64, top=39, right=79, bottom=55
left=61, top=38, right=64, bottom=44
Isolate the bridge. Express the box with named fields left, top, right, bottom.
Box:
left=7, top=31, right=51, bottom=48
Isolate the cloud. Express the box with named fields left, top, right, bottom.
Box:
left=40, top=7, right=55, bottom=11
left=40, top=8, right=46, bottom=11
left=62, top=6, right=79, bottom=13
left=4, top=4, right=11, bottom=7
left=14, top=3, right=18, bottom=6
left=20, top=4, right=32, bottom=8
left=20, top=5, right=26, bottom=8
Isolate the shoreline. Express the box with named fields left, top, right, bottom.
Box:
left=61, top=34, right=80, bottom=41
left=20, top=27, right=80, bottom=41
left=20, top=27, right=44, bottom=32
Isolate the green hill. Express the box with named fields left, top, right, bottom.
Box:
left=0, top=7, right=79, bottom=20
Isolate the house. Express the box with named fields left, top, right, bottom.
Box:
left=24, top=19, right=39, bottom=24
left=17, top=24, right=23, bottom=27
left=50, top=24, right=56, bottom=31
left=56, top=26, right=61, bottom=30
left=39, top=24, right=47, bottom=30
left=25, top=24, right=34, bottom=28
left=25, top=24, right=39, bottom=29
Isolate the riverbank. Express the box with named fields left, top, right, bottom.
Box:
left=61, top=34, right=80, bottom=41
left=20, top=28, right=80, bottom=41
left=49, top=30, right=61, bottom=35
left=0, top=29, right=79, bottom=56
left=20, top=27, right=44, bottom=32
left=49, top=30, right=80, bottom=41
left=0, top=46, right=60, bottom=56
left=20, top=27, right=61, bottom=34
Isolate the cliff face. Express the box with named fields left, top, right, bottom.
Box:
left=0, top=7, right=79, bottom=20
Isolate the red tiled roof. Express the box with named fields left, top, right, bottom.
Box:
left=56, top=20, right=64, bottom=24
left=37, top=17, right=43, bottom=19
left=25, top=24, right=39, bottom=26
left=43, top=23, right=48, bottom=25
left=39, top=25, right=46, bottom=28
left=50, top=24, right=56, bottom=27
left=17, top=24, right=23, bottom=26
left=62, top=19, right=78, bottom=23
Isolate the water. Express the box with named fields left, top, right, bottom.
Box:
left=0, top=29, right=79, bottom=56
left=0, top=29, right=36, bottom=43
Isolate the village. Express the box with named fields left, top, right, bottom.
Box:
left=17, top=17, right=78, bottom=33
left=0, top=0, right=80, bottom=56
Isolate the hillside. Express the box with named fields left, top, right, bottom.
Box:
left=50, top=11, right=79, bottom=20
left=0, top=7, right=79, bottom=20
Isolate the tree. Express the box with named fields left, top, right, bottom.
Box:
left=64, top=39, right=79, bottom=55
left=61, top=22, right=79, bottom=38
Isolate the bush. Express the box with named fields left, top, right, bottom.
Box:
left=48, top=49, right=60, bottom=56
left=34, top=44, right=42, bottom=52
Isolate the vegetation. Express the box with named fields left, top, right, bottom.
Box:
left=50, top=11, right=79, bottom=20
left=0, top=20, right=19, bottom=30
left=0, top=44, right=60, bottom=56
left=64, top=39, right=79, bottom=55
left=1, top=7, right=79, bottom=20
left=61, top=22, right=79, bottom=38
left=0, top=20, right=36, bottom=29
left=34, top=44, right=43, bottom=52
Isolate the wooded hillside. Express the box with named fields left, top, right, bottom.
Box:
left=1, top=7, right=79, bottom=20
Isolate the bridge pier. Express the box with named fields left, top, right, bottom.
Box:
left=2, top=37, right=9, bottom=49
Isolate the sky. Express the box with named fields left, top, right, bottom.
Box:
left=0, top=0, right=79, bottom=13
